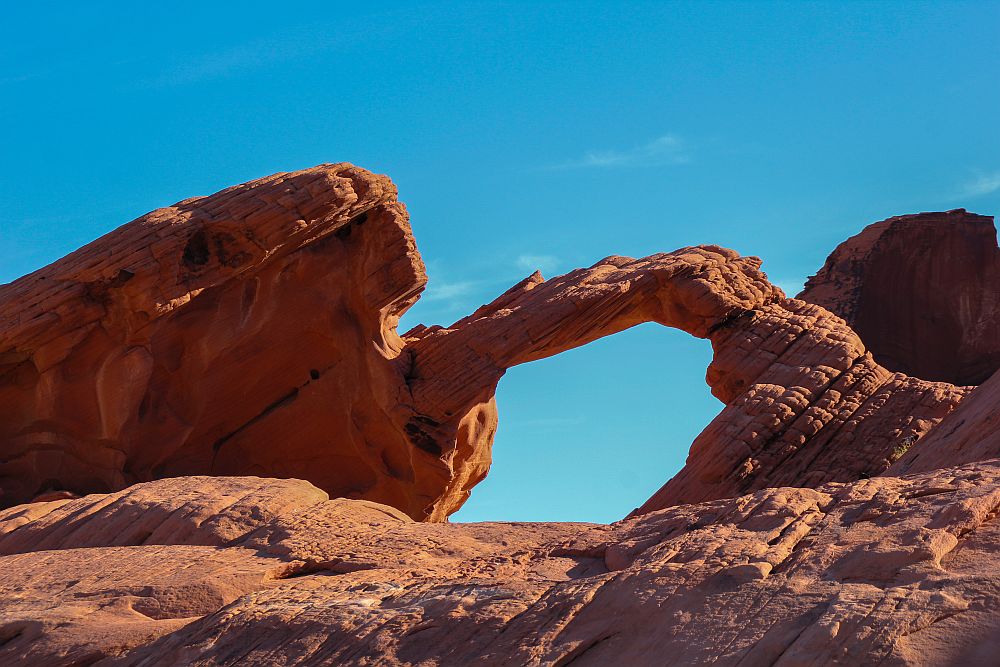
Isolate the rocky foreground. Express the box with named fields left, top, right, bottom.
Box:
left=1, top=164, right=999, bottom=665
left=1, top=464, right=999, bottom=666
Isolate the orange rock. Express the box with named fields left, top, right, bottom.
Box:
left=889, top=366, right=1000, bottom=476
left=800, top=209, right=1000, bottom=386
left=2, top=165, right=1000, bottom=664
left=0, top=165, right=973, bottom=521
left=0, top=165, right=433, bottom=516
left=1, top=468, right=999, bottom=664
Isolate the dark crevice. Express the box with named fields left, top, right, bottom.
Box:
left=270, top=559, right=378, bottom=580
left=212, top=388, right=300, bottom=452
left=707, top=308, right=755, bottom=335
left=182, top=229, right=211, bottom=268
left=0, top=625, right=24, bottom=648
left=404, top=416, right=444, bottom=456
left=554, top=632, right=620, bottom=667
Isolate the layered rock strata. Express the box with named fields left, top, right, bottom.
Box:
left=889, top=367, right=1000, bottom=476
left=799, top=209, right=1000, bottom=386
left=1, top=469, right=999, bottom=665
left=0, top=165, right=972, bottom=520
left=406, top=254, right=969, bottom=517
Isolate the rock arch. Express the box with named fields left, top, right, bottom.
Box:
left=0, top=164, right=969, bottom=520
left=403, top=249, right=968, bottom=520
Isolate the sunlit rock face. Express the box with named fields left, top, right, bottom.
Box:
left=799, top=209, right=1000, bottom=386
left=0, top=165, right=973, bottom=521
left=0, top=165, right=436, bottom=518
left=2, top=466, right=1000, bottom=665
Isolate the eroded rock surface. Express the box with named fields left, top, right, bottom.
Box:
left=0, top=165, right=437, bottom=516
left=1, top=469, right=999, bottom=665
left=800, top=209, right=1000, bottom=386
left=889, top=367, right=1000, bottom=477
left=0, top=165, right=972, bottom=520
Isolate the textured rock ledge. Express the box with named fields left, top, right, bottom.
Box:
left=0, top=164, right=973, bottom=520
left=0, top=468, right=998, bottom=665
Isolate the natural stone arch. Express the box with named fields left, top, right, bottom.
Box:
left=0, top=163, right=969, bottom=521
left=402, top=250, right=969, bottom=520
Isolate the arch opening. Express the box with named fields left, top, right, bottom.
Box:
left=450, top=323, right=719, bottom=523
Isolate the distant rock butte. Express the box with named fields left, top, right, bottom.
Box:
left=0, top=165, right=973, bottom=520
left=799, top=209, right=1000, bottom=386
left=1, top=468, right=999, bottom=665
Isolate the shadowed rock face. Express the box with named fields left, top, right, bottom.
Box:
left=799, top=209, right=1000, bottom=386
left=2, top=469, right=999, bottom=665
left=0, top=164, right=972, bottom=520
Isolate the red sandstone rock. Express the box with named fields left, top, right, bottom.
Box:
left=889, top=366, right=1000, bottom=476
left=0, top=165, right=434, bottom=517
left=0, top=469, right=998, bottom=665
left=799, top=209, right=1000, bottom=386
left=2, top=165, right=999, bottom=665
left=0, top=165, right=973, bottom=521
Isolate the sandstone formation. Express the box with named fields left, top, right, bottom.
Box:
left=0, top=165, right=973, bottom=521
left=3, top=164, right=1000, bottom=665
left=406, top=254, right=969, bottom=518
left=889, top=367, right=1000, bottom=477
left=799, top=209, right=1000, bottom=386
left=0, top=165, right=435, bottom=516
left=1, top=468, right=999, bottom=665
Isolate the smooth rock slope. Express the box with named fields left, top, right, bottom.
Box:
left=0, top=468, right=998, bottom=665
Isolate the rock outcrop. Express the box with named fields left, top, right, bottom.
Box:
left=406, top=253, right=968, bottom=518
left=1, top=469, right=999, bottom=665
left=799, top=209, right=1000, bottom=386
left=889, top=367, right=1000, bottom=477
left=0, top=165, right=972, bottom=521
left=3, top=164, right=1000, bottom=665
left=0, top=164, right=438, bottom=517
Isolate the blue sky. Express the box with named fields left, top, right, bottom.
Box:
left=2, top=1, right=999, bottom=522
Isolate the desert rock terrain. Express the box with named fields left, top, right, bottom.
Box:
left=1, top=165, right=998, bottom=665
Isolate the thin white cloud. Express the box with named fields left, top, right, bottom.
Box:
left=421, top=280, right=477, bottom=302
left=146, top=38, right=312, bottom=87
left=142, top=18, right=399, bottom=88
left=960, top=172, right=1000, bottom=198
left=515, top=254, right=560, bottom=274
left=552, top=135, right=689, bottom=169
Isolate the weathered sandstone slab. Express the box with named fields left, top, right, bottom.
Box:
left=889, top=367, right=1000, bottom=477
left=0, top=469, right=998, bottom=665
